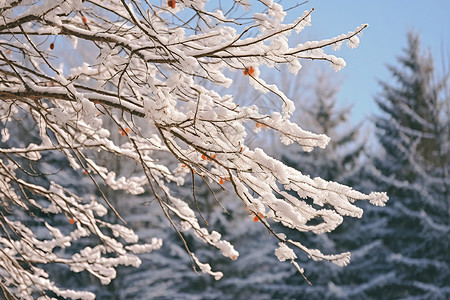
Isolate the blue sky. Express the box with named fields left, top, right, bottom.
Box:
left=294, top=0, right=450, bottom=123
left=172, top=1, right=450, bottom=124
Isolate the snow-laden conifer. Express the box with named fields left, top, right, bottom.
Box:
left=367, top=32, right=450, bottom=299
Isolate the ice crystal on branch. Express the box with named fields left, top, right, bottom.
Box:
left=0, top=0, right=385, bottom=298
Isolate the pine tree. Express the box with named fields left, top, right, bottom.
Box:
left=367, top=32, right=450, bottom=299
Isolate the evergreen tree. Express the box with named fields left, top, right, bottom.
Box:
left=367, top=32, right=450, bottom=299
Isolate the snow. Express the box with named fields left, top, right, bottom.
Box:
left=275, top=243, right=297, bottom=262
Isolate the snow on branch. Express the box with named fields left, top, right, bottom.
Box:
left=0, top=0, right=386, bottom=298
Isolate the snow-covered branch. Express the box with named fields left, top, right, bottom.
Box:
left=0, top=0, right=387, bottom=298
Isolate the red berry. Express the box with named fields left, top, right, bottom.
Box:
left=243, top=66, right=254, bottom=76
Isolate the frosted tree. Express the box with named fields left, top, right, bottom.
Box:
left=368, top=32, right=450, bottom=299
left=0, top=1, right=388, bottom=298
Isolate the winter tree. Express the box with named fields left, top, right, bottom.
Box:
left=282, top=70, right=366, bottom=184
left=367, top=32, right=450, bottom=299
left=0, top=1, right=388, bottom=298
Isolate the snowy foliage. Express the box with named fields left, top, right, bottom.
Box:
left=1, top=1, right=387, bottom=298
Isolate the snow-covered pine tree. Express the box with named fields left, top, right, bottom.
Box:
left=368, top=32, right=450, bottom=299
left=0, top=1, right=388, bottom=298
